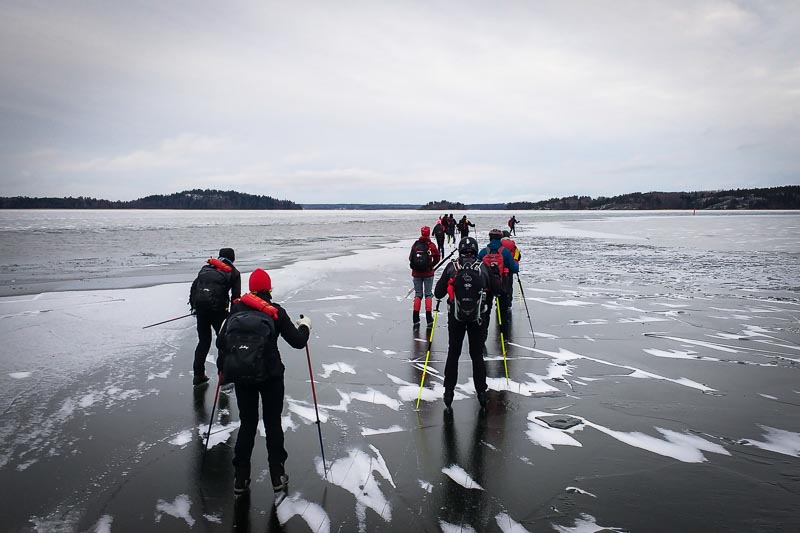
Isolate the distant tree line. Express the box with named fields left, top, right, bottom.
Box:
left=0, top=189, right=301, bottom=210
left=420, top=200, right=466, bottom=211
left=506, top=186, right=800, bottom=211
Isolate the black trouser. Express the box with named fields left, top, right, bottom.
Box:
left=444, top=313, right=487, bottom=394
left=194, top=309, right=228, bottom=376
left=233, top=378, right=287, bottom=473
left=483, top=292, right=511, bottom=340
left=436, top=236, right=445, bottom=257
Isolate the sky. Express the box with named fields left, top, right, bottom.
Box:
left=0, top=0, right=798, bottom=204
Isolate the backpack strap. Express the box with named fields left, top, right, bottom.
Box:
left=208, top=257, right=233, bottom=273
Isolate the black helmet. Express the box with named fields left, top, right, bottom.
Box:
left=489, top=228, right=503, bottom=240
left=458, top=236, right=479, bottom=256
left=219, top=247, right=235, bottom=262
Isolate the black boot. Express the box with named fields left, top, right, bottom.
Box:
left=412, top=311, right=420, bottom=326
left=426, top=311, right=434, bottom=324
left=270, top=463, right=289, bottom=492
left=234, top=467, right=251, bottom=496
left=193, top=374, right=209, bottom=387
left=478, top=391, right=488, bottom=409
left=443, top=389, right=454, bottom=408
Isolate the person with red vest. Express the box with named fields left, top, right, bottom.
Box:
left=501, top=230, right=522, bottom=307
left=188, top=247, right=241, bottom=386
left=216, top=268, right=311, bottom=495
left=409, top=226, right=441, bottom=326
left=477, top=229, right=518, bottom=337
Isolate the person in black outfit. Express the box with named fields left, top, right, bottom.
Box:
left=189, top=247, right=241, bottom=386
left=434, top=237, right=501, bottom=410
left=432, top=219, right=446, bottom=257
left=457, top=215, right=475, bottom=239
left=216, top=268, right=311, bottom=495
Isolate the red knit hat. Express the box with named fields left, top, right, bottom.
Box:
left=249, top=268, right=272, bottom=292
left=420, top=226, right=431, bottom=238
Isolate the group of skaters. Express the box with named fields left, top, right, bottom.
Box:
left=408, top=217, right=522, bottom=409
left=184, top=216, right=523, bottom=497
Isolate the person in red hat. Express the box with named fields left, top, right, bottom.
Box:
left=188, top=247, right=241, bottom=386
left=216, top=268, right=311, bottom=496
left=409, top=226, right=441, bottom=326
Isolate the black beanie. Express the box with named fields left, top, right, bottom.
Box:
left=219, top=247, right=235, bottom=262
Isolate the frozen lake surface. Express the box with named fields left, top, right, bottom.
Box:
left=0, top=210, right=798, bottom=532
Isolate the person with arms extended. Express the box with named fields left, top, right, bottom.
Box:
left=457, top=215, right=475, bottom=240
left=478, top=229, right=519, bottom=337
left=216, top=268, right=312, bottom=495
left=434, top=237, right=501, bottom=410
left=409, top=226, right=441, bottom=326
left=508, top=215, right=520, bottom=236
left=188, top=247, right=241, bottom=386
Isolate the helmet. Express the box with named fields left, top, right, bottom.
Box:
left=458, top=236, right=479, bottom=256
left=420, top=226, right=431, bottom=238
left=489, top=228, right=503, bottom=240
left=502, top=230, right=511, bottom=238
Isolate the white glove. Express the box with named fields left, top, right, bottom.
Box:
left=296, top=315, right=312, bottom=331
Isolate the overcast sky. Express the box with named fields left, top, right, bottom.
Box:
left=1, top=1, right=797, bottom=204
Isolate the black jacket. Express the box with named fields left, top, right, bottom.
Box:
left=216, top=295, right=309, bottom=379
left=434, top=256, right=502, bottom=312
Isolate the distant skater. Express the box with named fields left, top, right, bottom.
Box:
left=188, top=247, right=240, bottom=386
left=508, top=215, right=519, bottom=236
left=216, top=268, right=312, bottom=495
left=446, top=213, right=456, bottom=244
left=409, top=226, right=441, bottom=326
left=432, top=218, right=446, bottom=257
left=501, top=230, right=521, bottom=305
left=457, top=215, right=475, bottom=240
left=434, top=237, right=501, bottom=410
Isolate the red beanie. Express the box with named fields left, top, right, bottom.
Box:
left=420, top=226, right=431, bottom=238
left=249, top=268, right=272, bottom=292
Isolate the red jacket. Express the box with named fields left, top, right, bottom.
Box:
left=409, top=238, right=441, bottom=278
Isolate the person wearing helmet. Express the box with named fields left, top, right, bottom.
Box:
left=434, top=237, right=502, bottom=410
left=478, top=229, right=519, bottom=338
left=409, top=226, right=441, bottom=326
left=446, top=213, right=456, bottom=243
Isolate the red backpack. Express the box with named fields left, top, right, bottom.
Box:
left=482, top=246, right=505, bottom=284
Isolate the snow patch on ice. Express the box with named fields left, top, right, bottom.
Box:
left=155, top=494, right=195, bottom=527
left=552, top=513, right=625, bottom=532
left=362, top=425, right=404, bottom=436
left=383, top=349, right=397, bottom=355
left=566, top=486, right=597, bottom=497
left=203, top=513, right=222, bottom=523
left=169, top=430, right=193, bottom=447
left=329, top=344, right=373, bottom=353
left=441, top=521, right=477, bottom=533
left=316, top=294, right=361, bottom=301
left=525, top=417, right=583, bottom=450
left=530, top=298, right=595, bottom=307
left=348, top=388, right=402, bottom=411
left=275, top=493, right=331, bottom=533
left=9, top=371, right=32, bottom=379
left=282, top=414, right=299, bottom=433
left=317, top=445, right=395, bottom=525
left=198, top=421, right=241, bottom=448
left=618, top=315, right=669, bottom=323
left=356, top=313, right=377, bottom=320
left=495, top=512, right=531, bottom=532
left=418, top=480, right=433, bottom=493
left=759, top=393, right=778, bottom=400
left=287, top=400, right=329, bottom=424
left=740, top=426, right=800, bottom=457
left=442, top=465, right=484, bottom=490
left=146, top=369, right=170, bottom=380
left=320, top=362, right=357, bottom=378
left=93, top=514, right=114, bottom=532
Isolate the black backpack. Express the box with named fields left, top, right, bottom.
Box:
left=410, top=240, right=432, bottom=272
left=452, top=259, right=486, bottom=323
left=221, top=310, right=279, bottom=383
left=191, top=264, right=231, bottom=312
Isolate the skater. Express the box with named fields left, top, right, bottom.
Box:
left=501, top=230, right=522, bottom=304
left=432, top=218, right=446, bottom=257
left=457, top=215, right=475, bottom=240
left=188, top=247, right=241, bottom=386
left=478, top=229, right=519, bottom=337
left=409, top=226, right=441, bottom=326
left=446, top=213, right=456, bottom=244
left=216, top=268, right=312, bottom=495
left=507, top=215, right=519, bottom=236
left=434, top=237, right=501, bottom=409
